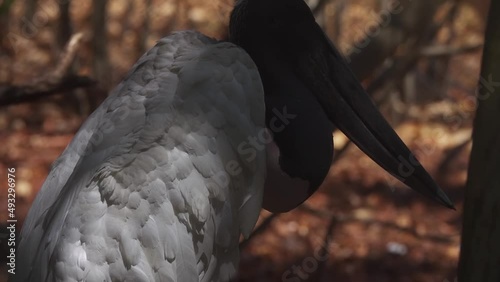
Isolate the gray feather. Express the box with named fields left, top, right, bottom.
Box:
left=15, top=31, right=266, bottom=282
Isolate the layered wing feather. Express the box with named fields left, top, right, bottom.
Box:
left=15, top=31, right=265, bottom=282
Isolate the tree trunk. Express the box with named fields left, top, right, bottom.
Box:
left=457, top=1, right=500, bottom=281
left=92, top=0, right=110, bottom=89
left=57, top=0, right=71, bottom=49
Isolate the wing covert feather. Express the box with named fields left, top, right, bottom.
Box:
left=15, top=31, right=265, bottom=282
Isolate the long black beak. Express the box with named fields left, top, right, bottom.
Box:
left=298, top=26, right=454, bottom=209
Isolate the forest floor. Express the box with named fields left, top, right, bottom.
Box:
left=0, top=100, right=471, bottom=282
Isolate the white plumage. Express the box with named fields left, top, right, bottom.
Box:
left=16, top=31, right=266, bottom=282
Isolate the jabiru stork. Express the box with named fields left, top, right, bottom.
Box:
left=14, top=0, right=453, bottom=281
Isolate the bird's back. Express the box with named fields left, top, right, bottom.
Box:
left=14, top=31, right=266, bottom=282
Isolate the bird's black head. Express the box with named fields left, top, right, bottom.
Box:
left=230, top=0, right=315, bottom=48
left=230, top=0, right=321, bottom=88
left=229, top=0, right=454, bottom=212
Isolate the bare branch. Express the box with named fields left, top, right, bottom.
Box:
left=0, top=75, right=95, bottom=106
left=420, top=43, right=483, bottom=57
left=0, top=33, right=96, bottom=107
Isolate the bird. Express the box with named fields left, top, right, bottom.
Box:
left=14, top=0, right=454, bottom=281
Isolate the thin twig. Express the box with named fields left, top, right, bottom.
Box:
left=240, top=213, right=279, bottom=249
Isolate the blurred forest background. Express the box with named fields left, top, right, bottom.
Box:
left=0, top=0, right=491, bottom=281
